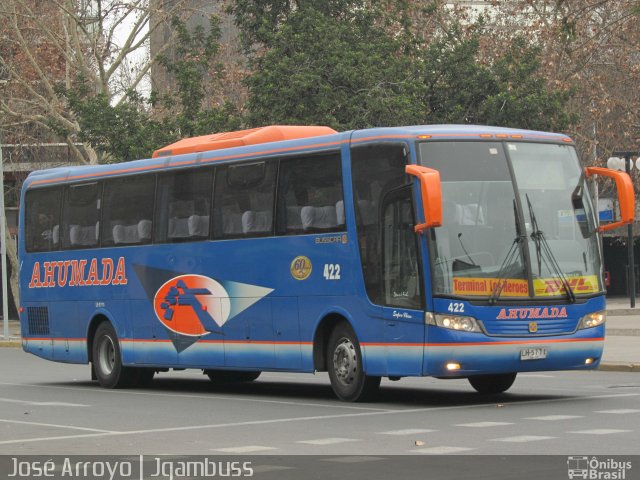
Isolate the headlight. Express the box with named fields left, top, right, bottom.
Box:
left=425, top=313, right=481, bottom=332
left=578, top=310, right=606, bottom=329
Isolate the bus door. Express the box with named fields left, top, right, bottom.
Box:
left=378, top=185, right=425, bottom=376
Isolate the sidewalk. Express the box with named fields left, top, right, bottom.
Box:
left=1, top=298, right=638, bottom=371
left=599, top=296, right=640, bottom=372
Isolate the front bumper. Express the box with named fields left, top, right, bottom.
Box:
left=423, top=324, right=604, bottom=377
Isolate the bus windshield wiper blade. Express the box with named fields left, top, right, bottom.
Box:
left=525, top=195, right=576, bottom=303
left=488, top=236, right=523, bottom=305
left=489, top=201, right=525, bottom=305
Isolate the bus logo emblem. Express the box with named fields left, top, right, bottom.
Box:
left=154, top=275, right=231, bottom=337
left=529, top=322, right=538, bottom=333
left=151, top=274, right=274, bottom=341
left=291, top=256, right=312, bottom=281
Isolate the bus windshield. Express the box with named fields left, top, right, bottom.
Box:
left=419, top=141, right=602, bottom=300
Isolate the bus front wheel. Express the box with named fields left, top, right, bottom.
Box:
left=327, top=323, right=380, bottom=402
left=92, top=322, right=138, bottom=388
left=468, top=373, right=517, bottom=394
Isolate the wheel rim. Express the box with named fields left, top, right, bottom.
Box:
left=97, top=335, right=116, bottom=375
left=332, top=337, right=358, bottom=386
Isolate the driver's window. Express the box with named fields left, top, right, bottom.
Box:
left=382, top=188, right=423, bottom=309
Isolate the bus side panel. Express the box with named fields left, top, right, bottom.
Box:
left=272, top=297, right=302, bottom=370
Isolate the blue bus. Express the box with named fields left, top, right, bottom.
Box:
left=19, top=125, right=634, bottom=401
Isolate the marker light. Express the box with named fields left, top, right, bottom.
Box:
left=426, top=313, right=481, bottom=333
left=578, top=311, right=606, bottom=329
left=585, top=358, right=595, bottom=365
left=446, top=363, right=461, bottom=371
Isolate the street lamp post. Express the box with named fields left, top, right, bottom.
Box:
left=0, top=138, right=9, bottom=338
left=607, top=152, right=639, bottom=308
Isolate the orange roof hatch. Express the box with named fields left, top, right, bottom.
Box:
left=152, top=125, right=339, bottom=158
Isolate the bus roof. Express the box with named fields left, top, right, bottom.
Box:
left=24, top=125, right=572, bottom=189
left=152, top=125, right=339, bottom=158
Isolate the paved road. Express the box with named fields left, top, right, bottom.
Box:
left=0, top=349, right=639, bottom=457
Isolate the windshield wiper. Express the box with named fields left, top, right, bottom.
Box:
left=489, top=200, right=525, bottom=305
left=525, top=194, right=576, bottom=303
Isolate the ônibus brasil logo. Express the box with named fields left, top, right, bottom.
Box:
left=153, top=274, right=273, bottom=337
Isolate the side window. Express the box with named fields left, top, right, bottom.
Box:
left=276, top=153, right=344, bottom=235
left=382, top=187, right=423, bottom=309
left=102, top=175, right=155, bottom=246
left=155, top=169, right=213, bottom=243
left=25, top=188, right=62, bottom=252
left=351, top=144, right=409, bottom=305
left=61, top=183, right=101, bottom=249
left=213, top=161, right=276, bottom=239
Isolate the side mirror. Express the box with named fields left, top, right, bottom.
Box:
left=585, top=167, right=635, bottom=232
left=405, top=165, right=443, bottom=232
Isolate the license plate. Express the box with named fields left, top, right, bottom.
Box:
left=520, top=347, right=547, bottom=360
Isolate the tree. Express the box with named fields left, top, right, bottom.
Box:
left=58, top=16, right=241, bottom=163
left=234, top=1, right=424, bottom=130
left=474, top=0, right=640, bottom=163
left=0, top=0, right=209, bottom=164
left=233, top=1, right=576, bottom=132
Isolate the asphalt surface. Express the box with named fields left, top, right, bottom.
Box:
left=0, top=348, right=639, bottom=457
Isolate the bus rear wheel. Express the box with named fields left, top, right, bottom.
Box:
left=205, top=370, right=261, bottom=383
left=92, top=322, right=138, bottom=388
left=468, top=373, right=517, bottom=394
left=327, top=323, right=380, bottom=402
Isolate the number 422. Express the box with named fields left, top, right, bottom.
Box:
left=323, top=264, right=341, bottom=280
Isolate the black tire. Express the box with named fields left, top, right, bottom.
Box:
left=327, top=322, right=380, bottom=402
left=468, top=373, right=517, bottom=394
left=205, top=370, right=261, bottom=383
left=92, top=322, right=138, bottom=388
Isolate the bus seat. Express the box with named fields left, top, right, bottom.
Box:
left=443, top=200, right=462, bottom=226
left=336, top=201, right=345, bottom=226
left=242, top=210, right=272, bottom=234
left=52, top=225, right=59, bottom=247
left=460, top=203, right=485, bottom=225
left=285, top=206, right=303, bottom=231
left=221, top=211, right=243, bottom=235
left=188, top=215, right=209, bottom=237
left=168, top=217, right=190, bottom=239
left=113, top=220, right=150, bottom=244
left=69, top=224, right=98, bottom=247
left=138, top=219, right=152, bottom=241
left=301, top=205, right=338, bottom=230
left=336, top=200, right=376, bottom=226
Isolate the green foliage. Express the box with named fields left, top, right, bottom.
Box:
left=61, top=3, right=579, bottom=164
left=62, top=86, right=174, bottom=163
left=234, top=2, right=577, bottom=133
left=422, top=34, right=577, bottom=131
left=239, top=2, right=424, bottom=130
left=477, top=37, right=578, bottom=130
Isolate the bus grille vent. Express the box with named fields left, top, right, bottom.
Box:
left=27, top=307, right=50, bottom=335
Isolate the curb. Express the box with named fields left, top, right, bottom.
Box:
left=598, top=363, right=640, bottom=373
left=0, top=341, right=20, bottom=348
left=607, top=329, right=640, bottom=336
left=607, top=309, right=638, bottom=317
